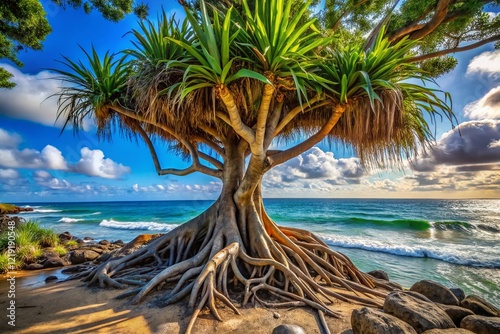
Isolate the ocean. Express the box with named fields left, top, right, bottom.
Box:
left=13, top=198, right=500, bottom=305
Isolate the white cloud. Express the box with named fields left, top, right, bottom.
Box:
left=464, top=86, right=500, bottom=120
left=0, top=64, right=93, bottom=129
left=263, top=147, right=365, bottom=193
left=72, top=147, right=130, bottom=179
left=0, top=128, right=129, bottom=179
left=0, top=169, right=19, bottom=179
left=466, top=50, right=500, bottom=77
left=0, top=64, right=64, bottom=127
left=0, top=128, right=22, bottom=148
left=0, top=144, right=68, bottom=170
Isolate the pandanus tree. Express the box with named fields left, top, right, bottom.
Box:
left=54, top=0, right=455, bottom=332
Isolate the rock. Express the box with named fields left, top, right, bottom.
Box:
left=113, top=240, right=124, bottom=246
left=450, top=288, right=466, bottom=302
left=373, top=278, right=404, bottom=291
left=58, top=231, right=73, bottom=242
left=69, top=250, right=100, bottom=264
left=410, top=280, right=459, bottom=306
left=45, top=275, right=58, bottom=283
left=273, top=312, right=280, bottom=319
left=43, top=256, right=65, bottom=268
left=422, top=329, right=474, bottom=334
left=460, top=295, right=500, bottom=317
left=26, top=263, right=44, bottom=270
left=351, top=307, right=417, bottom=334
left=384, top=291, right=456, bottom=333
left=99, top=240, right=110, bottom=246
left=437, top=304, right=475, bottom=327
left=367, top=270, right=390, bottom=281
left=272, top=324, right=306, bottom=334
left=461, top=315, right=500, bottom=334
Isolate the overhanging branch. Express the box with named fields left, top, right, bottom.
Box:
left=110, top=104, right=222, bottom=179
left=408, top=34, right=500, bottom=63
left=269, top=105, right=346, bottom=168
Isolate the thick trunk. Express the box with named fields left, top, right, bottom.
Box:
left=75, top=143, right=388, bottom=333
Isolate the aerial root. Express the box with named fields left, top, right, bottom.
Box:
left=76, top=207, right=389, bottom=334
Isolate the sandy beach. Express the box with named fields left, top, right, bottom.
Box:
left=0, top=269, right=358, bottom=334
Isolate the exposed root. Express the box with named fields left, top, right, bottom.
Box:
left=76, top=201, right=391, bottom=333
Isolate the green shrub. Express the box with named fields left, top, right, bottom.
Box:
left=0, top=220, right=59, bottom=267
left=65, top=239, right=79, bottom=248
left=17, top=244, right=43, bottom=264
left=0, top=252, right=21, bottom=273
left=53, top=245, right=67, bottom=256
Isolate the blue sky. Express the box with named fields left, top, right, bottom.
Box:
left=0, top=2, right=500, bottom=202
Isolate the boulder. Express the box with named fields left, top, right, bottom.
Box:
left=422, top=329, right=474, bottom=334
left=460, top=295, right=500, bottom=317
left=351, top=307, right=417, bottom=334
left=43, top=256, right=66, bottom=268
left=45, top=275, right=58, bottom=283
left=450, top=288, right=466, bottom=302
left=384, top=291, right=456, bottom=333
left=367, top=270, right=390, bottom=281
left=58, top=231, right=73, bottom=242
left=69, top=250, right=100, bottom=264
left=272, top=324, right=306, bottom=334
left=461, top=315, right=500, bottom=334
left=99, top=240, right=110, bottom=246
left=26, top=263, right=44, bottom=270
left=437, top=304, right=475, bottom=327
left=410, top=280, right=459, bottom=306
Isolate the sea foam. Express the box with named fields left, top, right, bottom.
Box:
left=320, top=234, right=500, bottom=268
left=99, top=219, right=178, bottom=232
left=58, top=217, right=85, bottom=223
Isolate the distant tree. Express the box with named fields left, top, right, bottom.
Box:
left=0, top=0, right=148, bottom=89
left=52, top=0, right=494, bottom=332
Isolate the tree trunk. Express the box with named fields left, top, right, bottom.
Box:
left=75, top=141, right=388, bottom=333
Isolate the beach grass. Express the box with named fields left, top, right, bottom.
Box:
left=0, top=220, right=60, bottom=273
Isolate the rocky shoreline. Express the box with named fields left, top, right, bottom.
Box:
left=2, top=214, right=499, bottom=334
left=350, top=277, right=500, bottom=334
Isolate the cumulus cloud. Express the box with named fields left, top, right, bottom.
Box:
left=0, top=169, right=19, bottom=179
left=0, top=128, right=129, bottom=179
left=464, top=86, right=500, bottom=120
left=412, top=120, right=500, bottom=171
left=466, top=50, right=500, bottom=77
left=0, top=64, right=64, bottom=127
left=73, top=147, right=130, bottom=179
left=263, top=147, right=365, bottom=193
left=0, top=64, right=93, bottom=129
left=0, top=128, right=22, bottom=148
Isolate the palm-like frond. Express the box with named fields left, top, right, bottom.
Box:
left=51, top=46, right=129, bottom=136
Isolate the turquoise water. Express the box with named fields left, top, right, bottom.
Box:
left=14, top=198, right=500, bottom=305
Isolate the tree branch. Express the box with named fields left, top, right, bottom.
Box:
left=198, top=150, right=224, bottom=170
left=409, top=0, right=451, bottom=40
left=110, top=104, right=222, bottom=179
left=263, top=100, right=284, bottom=151
left=255, top=83, right=275, bottom=154
left=408, top=34, right=500, bottom=63
left=273, top=95, right=326, bottom=136
left=218, top=85, right=256, bottom=144
left=269, top=105, right=346, bottom=167
left=193, top=135, right=225, bottom=158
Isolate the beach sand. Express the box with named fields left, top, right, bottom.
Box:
left=0, top=269, right=358, bottom=333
